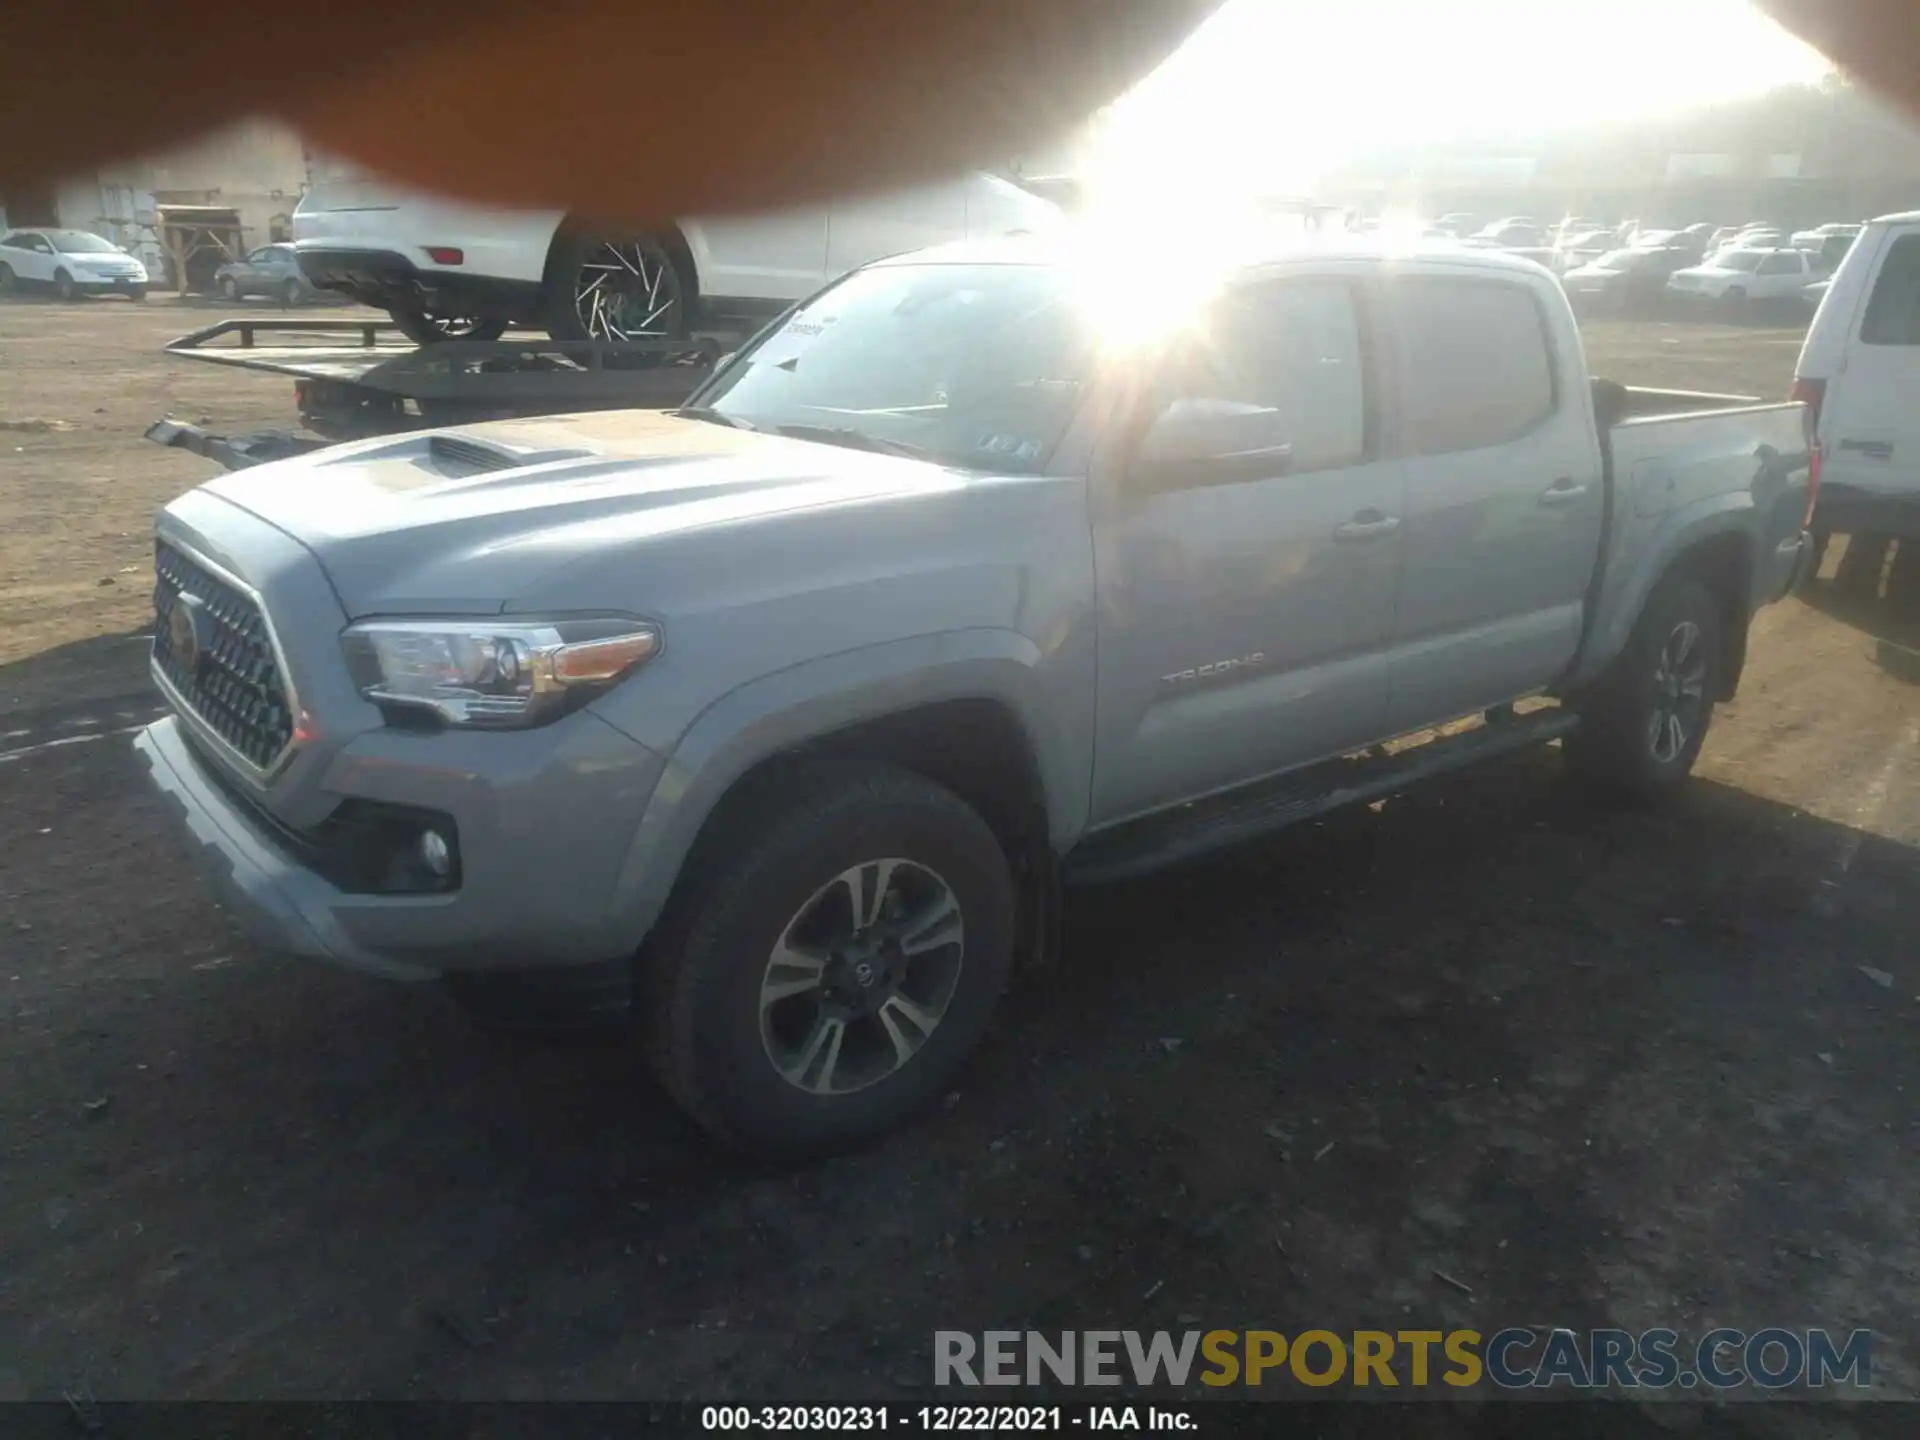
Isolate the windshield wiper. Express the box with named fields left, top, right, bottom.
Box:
left=768, top=423, right=936, bottom=462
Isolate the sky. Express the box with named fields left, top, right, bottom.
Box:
left=1084, top=0, right=1833, bottom=196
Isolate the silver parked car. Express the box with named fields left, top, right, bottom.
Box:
left=214, top=244, right=315, bottom=304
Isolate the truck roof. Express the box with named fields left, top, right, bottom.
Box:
left=870, top=232, right=1556, bottom=282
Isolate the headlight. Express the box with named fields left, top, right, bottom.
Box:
left=341, top=616, right=661, bottom=728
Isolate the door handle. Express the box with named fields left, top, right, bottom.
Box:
left=1333, top=510, right=1401, bottom=541
left=1538, top=478, right=1590, bottom=507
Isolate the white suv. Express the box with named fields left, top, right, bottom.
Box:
left=1666, top=246, right=1818, bottom=308
left=1795, top=210, right=1920, bottom=546
left=292, top=165, right=1059, bottom=346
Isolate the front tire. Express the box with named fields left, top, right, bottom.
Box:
left=219, top=275, right=240, bottom=302
left=640, top=763, right=1015, bottom=1157
left=386, top=304, right=509, bottom=346
left=543, top=228, right=688, bottom=343
left=281, top=277, right=303, bottom=306
left=1566, top=575, right=1723, bottom=795
left=0, top=263, right=15, bottom=295
left=54, top=269, right=76, bottom=302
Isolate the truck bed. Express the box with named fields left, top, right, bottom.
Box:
left=1571, top=386, right=1813, bottom=690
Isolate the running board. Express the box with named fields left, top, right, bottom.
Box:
left=1063, top=709, right=1581, bottom=886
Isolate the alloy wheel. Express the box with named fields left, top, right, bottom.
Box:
left=572, top=241, right=680, bottom=341
left=758, top=858, right=965, bottom=1096
left=1647, top=620, right=1709, bottom=764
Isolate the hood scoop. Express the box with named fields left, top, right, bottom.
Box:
left=427, top=432, right=585, bottom=477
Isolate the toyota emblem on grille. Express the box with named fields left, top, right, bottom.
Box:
left=168, top=591, right=208, bottom=673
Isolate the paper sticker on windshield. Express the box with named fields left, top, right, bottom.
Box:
left=752, top=314, right=837, bottom=370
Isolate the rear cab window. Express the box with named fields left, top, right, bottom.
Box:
left=1386, top=276, right=1557, bottom=456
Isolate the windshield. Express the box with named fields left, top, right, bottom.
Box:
left=1594, top=249, right=1642, bottom=268
left=691, top=263, right=1097, bottom=474
left=1716, top=250, right=1766, bottom=272
left=47, top=231, right=120, bottom=254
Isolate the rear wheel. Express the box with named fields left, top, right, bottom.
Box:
left=1566, top=575, right=1722, bottom=795
left=386, top=304, right=509, bottom=346
left=640, top=762, right=1014, bottom=1157
left=543, top=228, right=688, bottom=343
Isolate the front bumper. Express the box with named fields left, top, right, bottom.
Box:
left=135, top=705, right=669, bottom=981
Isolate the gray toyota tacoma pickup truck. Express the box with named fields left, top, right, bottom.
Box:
left=135, top=238, right=1814, bottom=1155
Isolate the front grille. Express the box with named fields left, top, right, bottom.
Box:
left=152, top=542, right=296, bottom=773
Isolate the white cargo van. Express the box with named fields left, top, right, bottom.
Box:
left=1794, top=210, right=1920, bottom=546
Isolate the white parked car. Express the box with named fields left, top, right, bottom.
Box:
left=1791, top=222, right=1862, bottom=251
left=1667, top=247, right=1818, bottom=307
left=292, top=166, right=1060, bottom=345
left=0, top=228, right=148, bottom=301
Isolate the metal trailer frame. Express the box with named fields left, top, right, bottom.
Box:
left=146, top=318, right=730, bottom=470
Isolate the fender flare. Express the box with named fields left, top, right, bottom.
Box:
left=603, top=628, right=1086, bottom=950
left=1570, top=491, right=1760, bottom=691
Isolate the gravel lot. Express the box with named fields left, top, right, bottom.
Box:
left=2, top=297, right=1916, bottom=1413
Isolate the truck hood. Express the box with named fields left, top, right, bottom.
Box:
left=201, top=410, right=979, bottom=615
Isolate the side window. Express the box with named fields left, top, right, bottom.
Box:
left=247, top=248, right=273, bottom=263
left=1861, top=234, right=1920, bottom=346
left=1758, top=253, right=1798, bottom=276
left=1391, top=278, right=1556, bottom=457
left=1158, top=279, right=1366, bottom=476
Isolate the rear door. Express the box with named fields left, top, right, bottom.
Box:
left=688, top=209, right=831, bottom=303
left=1819, top=229, right=1920, bottom=509
left=1089, top=275, right=1406, bottom=823
left=8, top=232, right=55, bottom=283
left=1755, top=250, right=1806, bottom=299
left=1378, top=273, right=1605, bottom=731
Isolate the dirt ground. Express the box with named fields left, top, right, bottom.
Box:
left=2, top=297, right=1917, bottom=1417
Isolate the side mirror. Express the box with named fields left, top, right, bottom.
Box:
left=1135, top=397, right=1294, bottom=487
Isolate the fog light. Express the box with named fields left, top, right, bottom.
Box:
left=419, top=829, right=452, bottom=878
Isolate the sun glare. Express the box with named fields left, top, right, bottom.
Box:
left=1080, top=0, right=1832, bottom=214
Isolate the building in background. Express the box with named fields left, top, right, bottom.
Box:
left=0, top=119, right=307, bottom=288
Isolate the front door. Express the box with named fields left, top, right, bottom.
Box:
left=1089, top=276, right=1406, bottom=825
